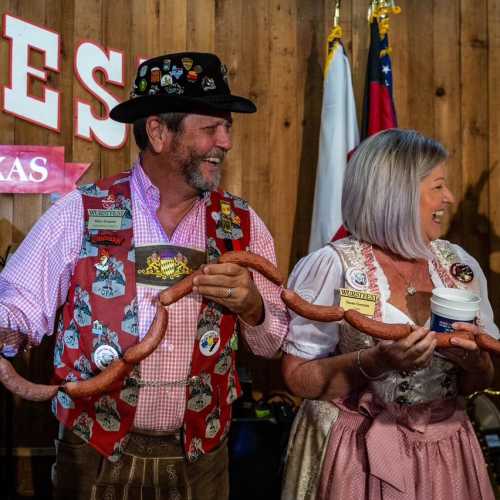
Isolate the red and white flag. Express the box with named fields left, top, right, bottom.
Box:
left=308, top=30, right=359, bottom=252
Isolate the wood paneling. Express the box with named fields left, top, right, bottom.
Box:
left=1, top=1, right=500, bottom=493
left=489, top=0, right=500, bottom=286
left=0, top=0, right=496, bottom=293
left=433, top=0, right=461, bottom=232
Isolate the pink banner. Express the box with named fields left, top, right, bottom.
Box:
left=0, top=145, right=90, bottom=194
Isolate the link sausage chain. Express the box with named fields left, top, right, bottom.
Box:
left=1, top=251, right=498, bottom=401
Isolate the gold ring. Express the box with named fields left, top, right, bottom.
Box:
left=225, top=288, right=233, bottom=298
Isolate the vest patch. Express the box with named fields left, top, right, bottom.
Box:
left=135, top=244, right=206, bottom=289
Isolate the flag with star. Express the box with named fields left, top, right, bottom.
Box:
left=308, top=26, right=359, bottom=252
left=362, top=10, right=398, bottom=138
left=330, top=3, right=400, bottom=243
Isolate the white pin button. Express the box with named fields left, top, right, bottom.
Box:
left=93, top=345, right=120, bottom=370
left=199, top=330, right=221, bottom=357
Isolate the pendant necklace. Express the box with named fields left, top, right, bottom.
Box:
left=388, top=259, right=420, bottom=296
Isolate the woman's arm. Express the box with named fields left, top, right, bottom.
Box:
left=282, top=350, right=368, bottom=400
left=282, top=327, right=437, bottom=400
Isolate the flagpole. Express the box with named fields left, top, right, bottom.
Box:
left=308, top=0, right=360, bottom=250
left=361, top=0, right=400, bottom=139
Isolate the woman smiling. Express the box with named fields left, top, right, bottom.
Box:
left=281, top=129, right=497, bottom=500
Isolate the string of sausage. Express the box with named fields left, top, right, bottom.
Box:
left=343, top=309, right=491, bottom=349
left=2, top=250, right=499, bottom=402
left=0, top=303, right=168, bottom=402
left=160, top=251, right=500, bottom=353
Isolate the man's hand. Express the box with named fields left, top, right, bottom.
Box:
left=192, top=263, right=264, bottom=326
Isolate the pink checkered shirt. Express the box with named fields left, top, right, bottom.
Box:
left=0, top=161, right=288, bottom=431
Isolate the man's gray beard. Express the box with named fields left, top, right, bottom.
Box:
left=183, top=160, right=221, bottom=193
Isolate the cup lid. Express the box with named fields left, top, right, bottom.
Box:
left=431, top=287, right=480, bottom=305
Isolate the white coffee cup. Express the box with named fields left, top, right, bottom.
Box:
left=430, top=287, right=480, bottom=333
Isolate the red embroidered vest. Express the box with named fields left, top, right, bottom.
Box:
left=183, top=192, right=250, bottom=461
left=52, top=172, right=250, bottom=462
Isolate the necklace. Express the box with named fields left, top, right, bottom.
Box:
left=394, top=262, right=420, bottom=296
left=381, top=255, right=421, bottom=296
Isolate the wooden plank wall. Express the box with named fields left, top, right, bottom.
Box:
left=0, top=0, right=500, bottom=495
left=0, top=0, right=497, bottom=296
left=0, top=0, right=497, bottom=297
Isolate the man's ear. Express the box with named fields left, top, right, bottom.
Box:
left=145, top=116, right=171, bottom=153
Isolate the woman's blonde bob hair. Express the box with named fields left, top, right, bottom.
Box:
left=342, top=128, right=449, bottom=259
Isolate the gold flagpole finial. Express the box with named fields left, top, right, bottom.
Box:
left=368, top=0, right=401, bottom=31
left=328, top=0, right=343, bottom=50
left=387, top=0, right=402, bottom=14
left=333, top=0, right=341, bottom=27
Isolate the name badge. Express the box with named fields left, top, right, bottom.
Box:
left=136, top=244, right=206, bottom=289
left=87, top=209, right=126, bottom=230
left=335, top=288, right=378, bottom=317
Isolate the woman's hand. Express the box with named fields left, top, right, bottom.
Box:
left=375, top=326, right=437, bottom=372
left=441, top=322, right=495, bottom=394
left=440, top=322, right=493, bottom=374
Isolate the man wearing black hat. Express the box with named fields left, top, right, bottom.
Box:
left=0, top=52, right=288, bottom=499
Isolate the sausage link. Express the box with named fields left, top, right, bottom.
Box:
left=281, top=289, right=344, bottom=322
left=63, top=359, right=133, bottom=399
left=158, top=268, right=203, bottom=306
left=218, top=251, right=285, bottom=286
left=344, top=310, right=499, bottom=351
left=0, top=356, right=59, bottom=401
left=343, top=309, right=412, bottom=340
left=123, top=304, right=168, bottom=364
left=477, top=333, right=500, bottom=355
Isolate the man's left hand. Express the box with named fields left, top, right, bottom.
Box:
left=192, top=263, right=264, bottom=326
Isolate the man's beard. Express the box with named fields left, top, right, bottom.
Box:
left=181, top=151, right=223, bottom=193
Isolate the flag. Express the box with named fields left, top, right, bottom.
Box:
left=362, top=8, right=398, bottom=138
left=329, top=4, right=400, bottom=243
left=308, top=28, right=359, bottom=253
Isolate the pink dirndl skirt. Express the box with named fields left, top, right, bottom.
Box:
left=318, top=394, right=494, bottom=500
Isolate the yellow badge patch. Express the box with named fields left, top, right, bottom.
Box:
left=335, top=288, right=378, bottom=318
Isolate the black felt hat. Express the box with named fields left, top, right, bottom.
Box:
left=110, top=52, right=256, bottom=123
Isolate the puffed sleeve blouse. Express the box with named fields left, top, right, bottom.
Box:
left=282, top=243, right=499, bottom=360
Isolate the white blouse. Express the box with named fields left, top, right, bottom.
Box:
left=283, top=242, right=499, bottom=360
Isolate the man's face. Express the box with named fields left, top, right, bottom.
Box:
left=167, top=113, right=233, bottom=192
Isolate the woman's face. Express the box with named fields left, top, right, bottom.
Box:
left=419, top=163, right=455, bottom=243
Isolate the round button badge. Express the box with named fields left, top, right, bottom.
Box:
left=345, top=266, right=369, bottom=290
left=199, top=330, right=221, bottom=357
left=93, top=345, right=120, bottom=370
left=450, top=262, right=474, bottom=283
